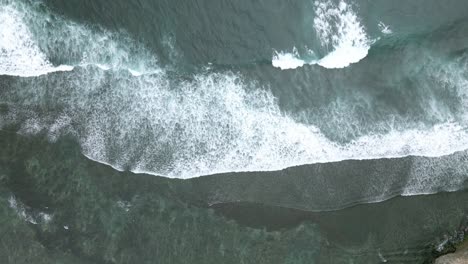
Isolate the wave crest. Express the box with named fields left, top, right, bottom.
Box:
left=273, top=0, right=372, bottom=70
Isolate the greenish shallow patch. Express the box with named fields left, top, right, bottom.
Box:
left=0, top=186, right=88, bottom=264
left=0, top=131, right=322, bottom=264
left=0, top=130, right=467, bottom=263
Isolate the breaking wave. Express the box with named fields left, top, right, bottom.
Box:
left=273, top=0, right=374, bottom=70
left=1, top=0, right=468, bottom=183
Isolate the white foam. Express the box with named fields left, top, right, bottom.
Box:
left=7, top=196, right=52, bottom=225
left=128, top=68, right=161, bottom=76
left=313, top=0, right=371, bottom=68
left=272, top=48, right=307, bottom=70
left=0, top=5, right=73, bottom=77
left=69, top=69, right=468, bottom=179
left=273, top=0, right=371, bottom=70
left=94, top=64, right=111, bottom=71
left=128, top=69, right=144, bottom=76
left=378, top=251, right=388, bottom=263
left=2, top=0, right=468, bottom=186
left=378, top=22, right=393, bottom=35
left=0, top=1, right=157, bottom=77
left=117, top=201, right=132, bottom=212
left=317, top=45, right=369, bottom=69
left=39, top=212, right=53, bottom=223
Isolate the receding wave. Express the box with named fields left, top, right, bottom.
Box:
left=4, top=65, right=468, bottom=180
left=193, top=150, right=468, bottom=212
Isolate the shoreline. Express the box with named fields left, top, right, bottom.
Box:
left=434, top=217, right=468, bottom=263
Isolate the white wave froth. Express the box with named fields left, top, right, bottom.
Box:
left=272, top=48, right=307, bottom=70
left=314, top=0, right=371, bottom=68
left=1, top=1, right=468, bottom=187
left=0, top=5, right=73, bottom=77
left=273, top=0, right=371, bottom=70
left=0, top=1, right=157, bottom=77
left=8, top=67, right=468, bottom=179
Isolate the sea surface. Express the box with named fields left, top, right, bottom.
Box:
left=0, top=0, right=467, bottom=263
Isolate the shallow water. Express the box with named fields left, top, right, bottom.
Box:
left=0, top=131, right=466, bottom=263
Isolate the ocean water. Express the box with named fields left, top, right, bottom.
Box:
left=0, top=0, right=467, bottom=263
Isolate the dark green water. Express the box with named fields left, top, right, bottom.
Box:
left=1, top=0, right=468, bottom=263
left=0, top=131, right=467, bottom=263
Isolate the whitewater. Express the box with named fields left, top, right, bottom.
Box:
left=272, top=0, right=376, bottom=70
left=1, top=0, right=468, bottom=183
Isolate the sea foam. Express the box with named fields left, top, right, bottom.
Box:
left=0, top=5, right=74, bottom=77
left=0, top=1, right=157, bottom=77
left=2, top=0, right=468, bottom=185
left=273, top=0, right=372, bottom=70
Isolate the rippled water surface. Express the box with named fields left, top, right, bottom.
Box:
left=1, top=0, right=467, bottom=263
